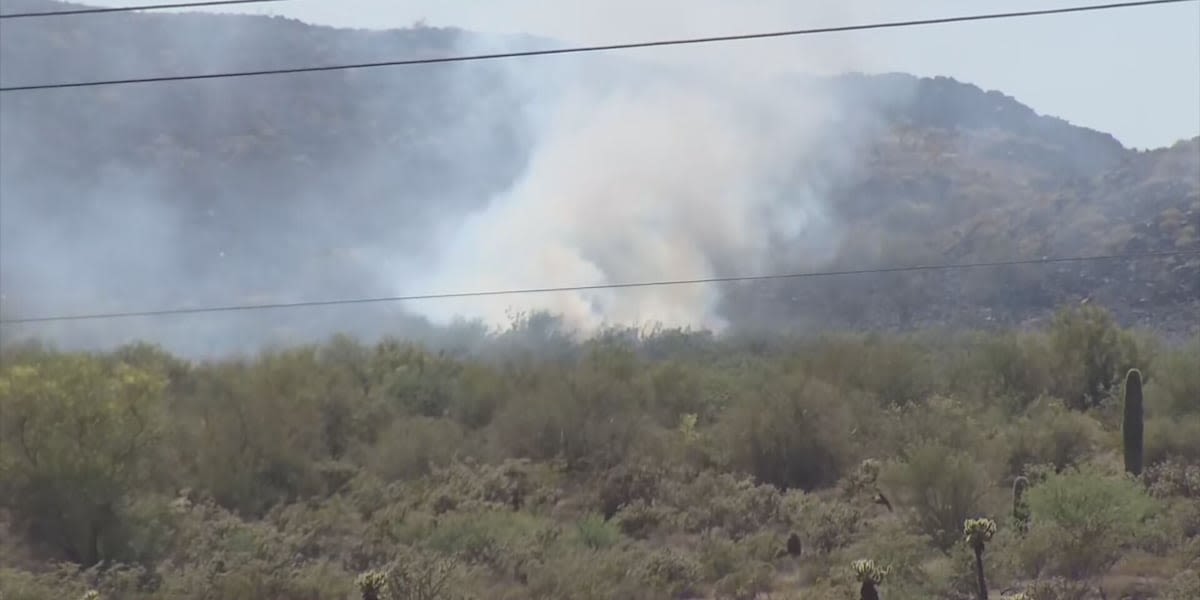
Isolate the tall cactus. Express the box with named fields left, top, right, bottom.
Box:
left=964, top=518, right=998, bottom=600
left=1012, top=476, right=1030, bottom=534
left=1122, top=368, right=1144, bottom=477
left=852, top=559, right=889, bottom=600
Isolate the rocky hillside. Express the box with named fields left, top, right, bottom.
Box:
left=1, top=0, right=1197, bottom=344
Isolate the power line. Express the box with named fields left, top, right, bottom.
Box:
left=0, top=0, right=288, bottom=19
left=3, top=249, right=1196, bottom=324
left=1, top=0, right=1194, bottom=92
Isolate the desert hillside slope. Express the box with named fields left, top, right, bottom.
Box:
left=1, top=0, right=1197, bottom=344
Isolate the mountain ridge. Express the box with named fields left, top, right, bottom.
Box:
left=1, top=0, right=1197, bottom=351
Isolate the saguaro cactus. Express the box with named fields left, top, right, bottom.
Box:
left=964, top=518, right=998, bottom=600
left=1123, top=368, right=1144, bottom=477
left=852, top=559, right=889, bottom=600
left=1012, top=476, right=1030, bottom=533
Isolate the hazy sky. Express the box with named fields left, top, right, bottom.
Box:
left=59, top=0, right=1200, bottom=148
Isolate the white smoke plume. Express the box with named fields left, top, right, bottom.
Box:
left=398, top=40, right=861, bottom=333
left=0, top=1, right=902, bottom=355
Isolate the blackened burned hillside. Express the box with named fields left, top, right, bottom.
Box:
left=1, top=0, right=1198, bottom=347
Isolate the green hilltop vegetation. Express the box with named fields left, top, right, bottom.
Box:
left=2, top=305, right=1199, bottom=598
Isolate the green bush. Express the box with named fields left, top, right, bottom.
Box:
left=1004, top=400, right=1103, bottom=475
left=1163, top=569, right=1200, bottom=600
left=1144, top=415, right=1200, bottom=466
left=2, top=312, right=1192, bottom=599
left=883, top=441, right=991, bottom=550
left=781, top=490, right=865, bottom=554
left=0, top=354, right=168, bottom=565
left=573, top=514, right=622, bottom=551
left=1148, top=336, right=1200, bottom=417
left=661, top=472, right=782, bottom=540
left=717, top=374, right=857, bottom=490
left=1020, top=468, right=1158, bottom=579
left=956, top=331, right=1053, bottom=411
left=1047, top=305, right=1144, bottom=410
left=360, top=417, right=468, bottom=481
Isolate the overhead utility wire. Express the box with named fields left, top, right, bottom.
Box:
left=3, top=249, right=1197, bottom=325
left=0, top=0, right=288, bottom=19
left=1, top=0, right=1193, bottom=92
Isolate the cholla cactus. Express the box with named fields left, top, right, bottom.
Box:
left=851, top=559, right=889, bottom=600
left=964, top=518, right=998, bottom=600
left=963, top=518, right=997, bottom=550
left=356, top=571, right=388, bottom=600
left=1001, top=593, right=1031, bottom=600
left=81, top=592, right=101, bottom=600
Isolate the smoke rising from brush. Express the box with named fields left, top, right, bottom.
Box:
left=401, top=59, right=847, bottom=333
left=0, top=1, right=901, bottom=356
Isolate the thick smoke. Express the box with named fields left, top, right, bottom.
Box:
left=393, top=18, right=892, bottom=334
left=0, top=1, right=901, bottom=356
left=400, top=65, right=843, bottom=332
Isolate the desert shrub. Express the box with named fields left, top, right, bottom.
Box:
left=810, top=333, right=942, bottom=406
left=884, top=395, right=1005, bottom=461
left=1004, top=399, right=1103, bottom=475
left=1047, top=305, right=1144, bottom=410
left=956, top=331, right=1053, bottom=411
left=1019, top=468, right=1159, bottom=579
left=520, top=545, right=659, bottom=600
left=1144, top=415, right=1200, bottom=466
left=882, top=441, right=991, bottom=550
left=1022, top=577, right=1092, bottom=600
left=780, top=490, right=865, bottom=554
left=0, top=354, right=168, bottom=565
left=1148, top=336, right=1200, bottom=417
left=611, top=499, right=669, bottom=539
left=1163, top=569, right=1200, bottom=600
left=695, top=532, right=775, bottom=598
left=170, top=355, right=345, bottom=516
left=845, top=517, right=944, bottom=598
left=0, top=566, right=88, bottom=600
left=661, top=472, right=782, bottom=540
left=356, top=546, right=469, bottom=600
left=421, top=510, right=546, bottom=568
left=595, top=461, right=666, bottom=520
left=717, top=374, right=857, bottom=490
left=160, top=497, right=297, bottom=570
left=445, top=363, right=510, bottom=430
left=266, top=496, right=368, bottom=565
left=712, top=560, right=774, bottom=600
left=643, top=360, right=723, bottom=427
left=159, top=559, right=351, bottom=600
left=489, top=349, right=652, bottom=471
left=424, top=458, right=557, bottom=514
left=627, top=546, right=701, bottom=598
left=361, top=417, right=469, bottom=482
left=1143, top=459, right=1200, bottom=499
left=572, top=514, right=623, bottom=551
left=369, top=340, right=460, bottom=419
left=3, top=314, right=1193, bottom=600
